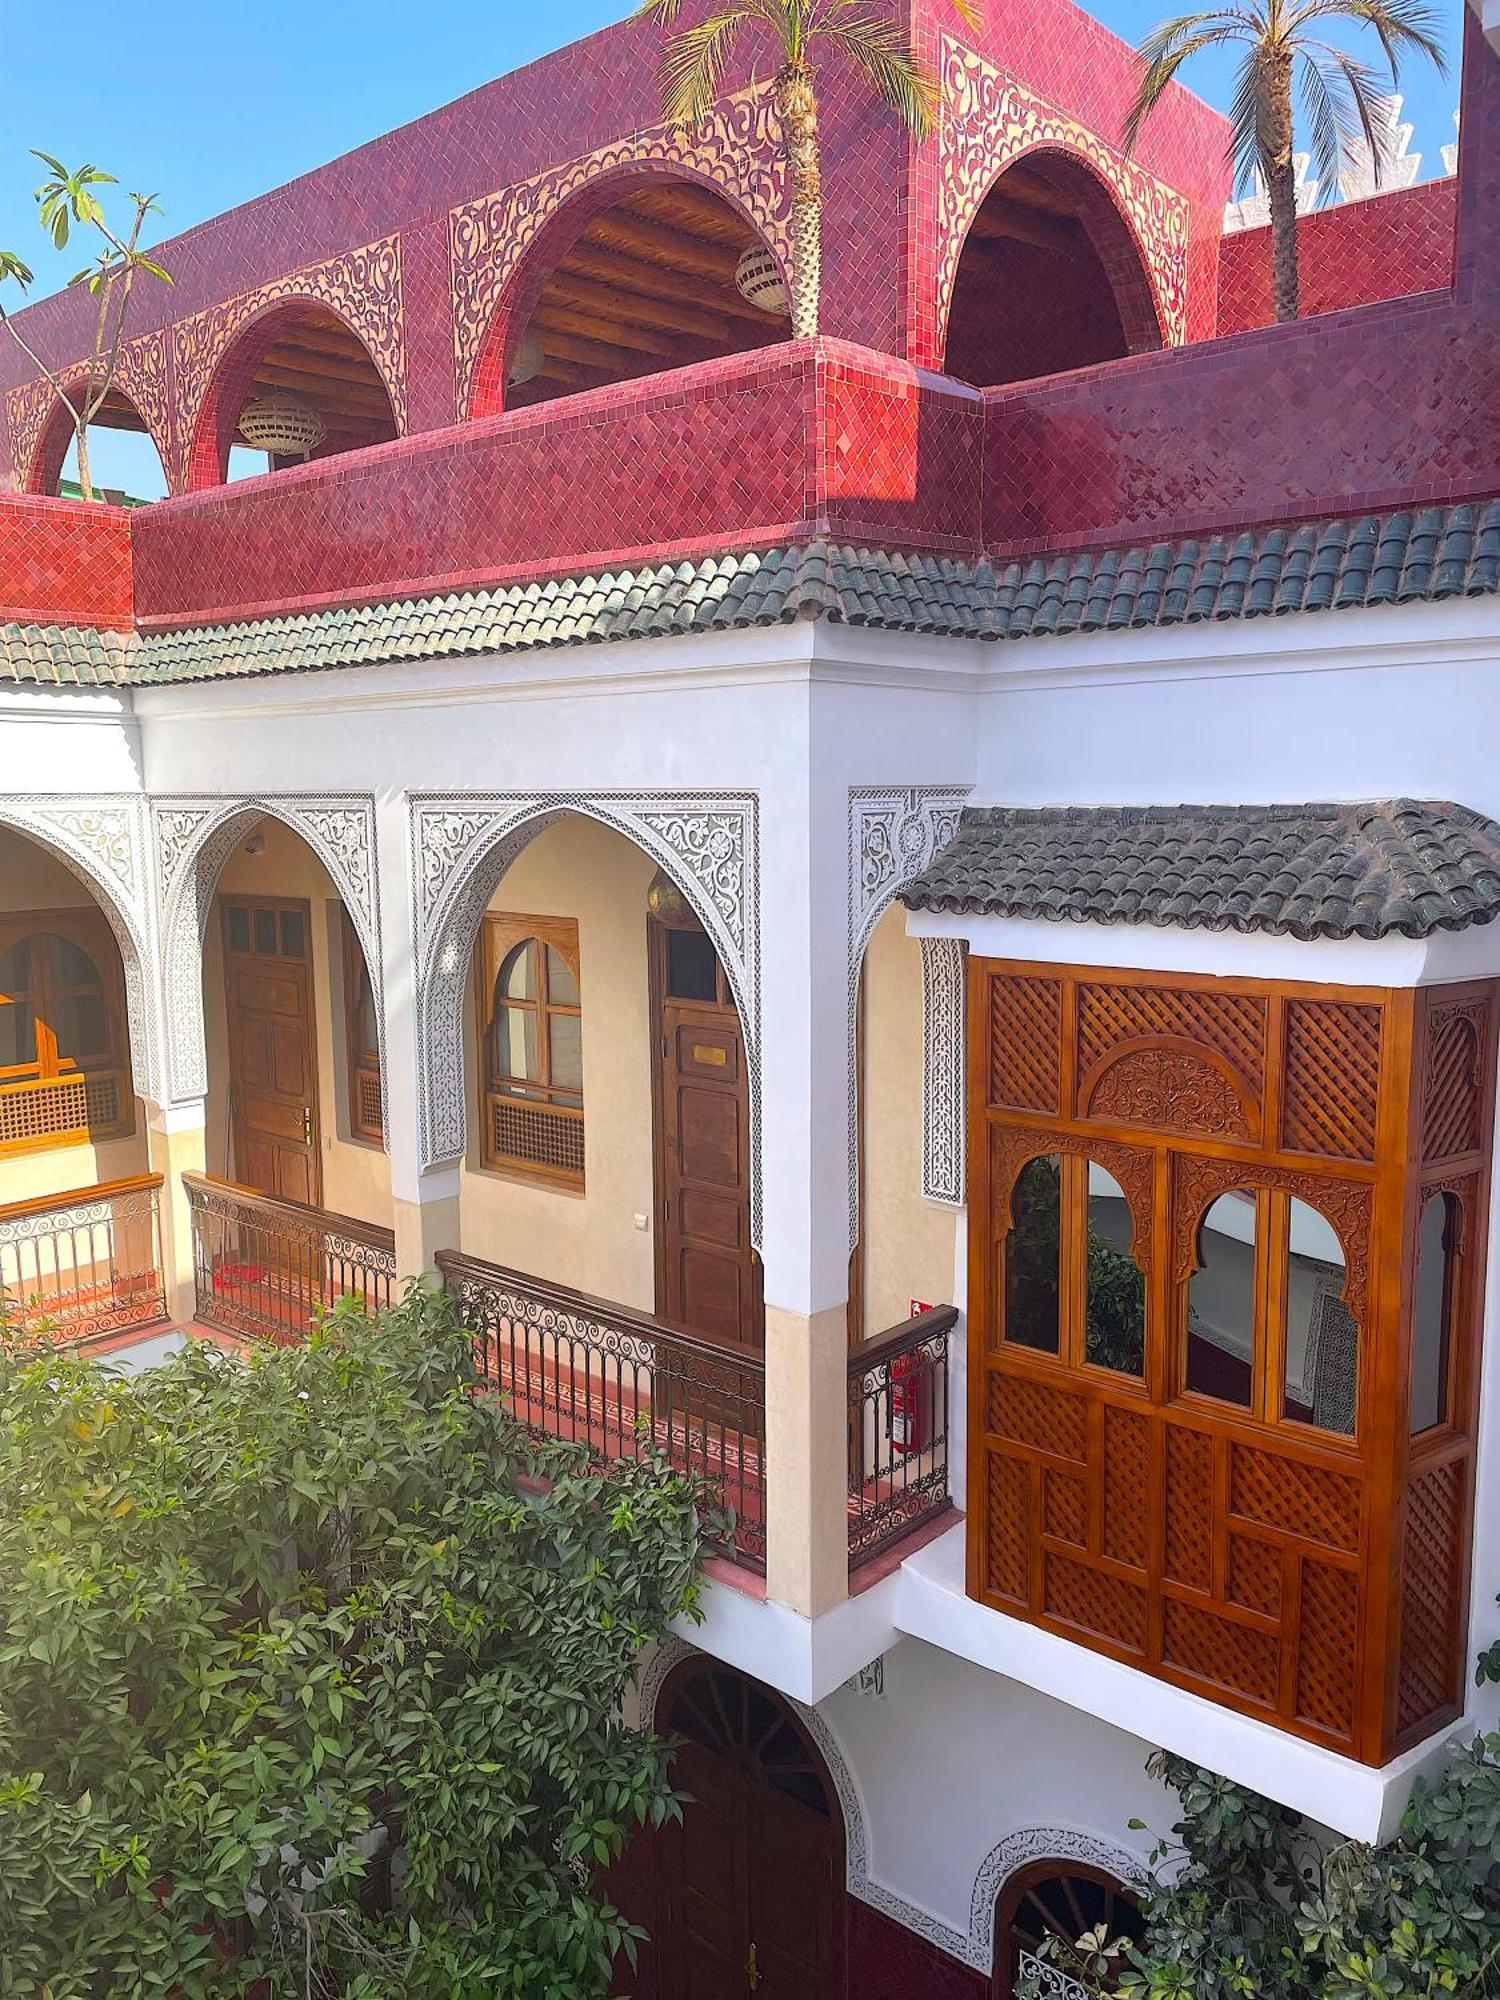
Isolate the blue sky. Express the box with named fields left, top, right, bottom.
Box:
left=0, top=0, right=1463, bottom=495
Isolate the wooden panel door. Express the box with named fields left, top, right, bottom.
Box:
left=661, top=1740, right=751, bottom=1999
left=221, top=897, right=321, bottom=1207
left=651, top=921, right=761, bottom=1350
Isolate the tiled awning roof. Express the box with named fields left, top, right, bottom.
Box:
left=900, top=802, right=1500, bottom=940
left=3, top=499, right=1499, bottom=688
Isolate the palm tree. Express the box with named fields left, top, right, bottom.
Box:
left=1124, top=0, right=1444, bottom=325
left=636, top=0, right=979, bottom=339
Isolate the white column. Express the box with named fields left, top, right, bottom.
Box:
left=143, top=1096, right=207, bottom=1325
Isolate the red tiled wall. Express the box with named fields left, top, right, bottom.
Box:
left=129, top=342, right=985, bottom=625
left=848, top=1899, right=989, bottom=1999
left=0, top=494, right=134, bottom=630
left=946, top=232, right=1131, bottom=387
left=1216, top=178, right=1458, bottom=333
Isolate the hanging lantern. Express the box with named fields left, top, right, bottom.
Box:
left=508, top=327, right=546, bottom=388
left=235, top=392, right=327, bottom=458
left=735, top=245, right=790, bottom=318
left=646, top=868, right=699, bottom=929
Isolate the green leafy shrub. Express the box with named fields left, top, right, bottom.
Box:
left=1019, top=1706, right=1500, bottom=2000
left=0, top=1284, right=711, bottom=1997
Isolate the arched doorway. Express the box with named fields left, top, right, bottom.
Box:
left=185, top=301, right=399, bottom=487
left=484, top=176, right=792, bottom=413
left=945, top=151, right=1162, bottom=388
left=992, top=1859, right=1143, bottom=1996
left=615, top=1659, right=845, bottom=1998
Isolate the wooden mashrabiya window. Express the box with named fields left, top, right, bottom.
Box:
left=476, top=913, right=584, bottom=1188
left=0, top=908, right=134, bottom=1156
left=968, top=960, right=1496, bottom=1765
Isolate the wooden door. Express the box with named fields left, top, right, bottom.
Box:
left=651, top=920, right=761, bottom=1349
left=649, top=1664, right=843, bottom=2000
left=221, top=897, right=322, bottom=1206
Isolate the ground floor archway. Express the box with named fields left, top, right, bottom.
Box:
left=611, top=1658, right=846, bottom=1998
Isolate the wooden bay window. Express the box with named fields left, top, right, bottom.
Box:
left=971, top=961, right=1497, bottom=1763
left=476, top=914, right=584, bottom=1187
left=0, top=909, right=133, bottom=1155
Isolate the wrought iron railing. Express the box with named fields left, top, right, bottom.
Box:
left=0, top=1174, right=167, bottom=1345
left=437, top=1252, right=767, bottom=1572
left=185, top=1173, right=397, bottom=1345
left=848, top=1305, right=958, bottom=1570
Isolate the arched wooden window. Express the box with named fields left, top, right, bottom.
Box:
left=341, top=910, right=382, bottom=1146
left=1084, top=1162, right=1145, bottom=1378
left=1002, top=1150, right=1148, bottom=1374
left=993, top=1859, right=1143, bottom=1997
left=1005, top=1154, right=1063, bottom=1354
left=0, top=910, right=132, bottom=1154
left=1412, top=1190, right=1461, bottom=1434
left=1187, top=1189, right=1258, bottom=1408
left=477, top=913, right=583, bottom=1186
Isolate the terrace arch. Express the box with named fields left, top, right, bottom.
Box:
left=467, top=165, right=793, bottom=418
left=22, top=374, right=171, bottom=502
left=944, top=146, right=1165, bottom=388
left=182, top=297, right=401, bottom=491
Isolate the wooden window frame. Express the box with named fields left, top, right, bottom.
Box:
left=340, top=909, right=383, bottom=1148
left=0, top=907, right=133, bottom=1158
left=476, top=913, right=584, bottom=1189
left=999, top=1148, right=1150, bottom=1393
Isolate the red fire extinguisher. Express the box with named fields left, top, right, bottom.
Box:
left=889, top=1301, right=933, bottom=1454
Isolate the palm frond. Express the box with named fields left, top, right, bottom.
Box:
left=816, top=12, right=938, bottom=138
left=1293, top=0, right=1447, bottom=80
left=634, top=0, right=690, bottom=25
left=1225, top=36, right=1280, bottom=192
left=658, top=8, right=756, bottom=125
left=1124, top=15, right=1247, bottom=154
left=1295, top=46, right=1359, bottom=196
left=1300, top=40, right=1387, bottom=188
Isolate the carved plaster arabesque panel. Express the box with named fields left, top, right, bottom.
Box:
left=410, top=791, right=761, bottom=1237
left=152, top=795, right=382, bottom=1112
left=922, top=936, right=967, bottom=1206
left=6, top=327, right=174, bottom=489
left=935, top=38, right=1191, bottom=359
left=0, top=793, right=158, bottom=1101
left=171, top=236, right=406, bottom=477
left=847, top=786, right=970, bottom=1247
left=447, top=87, right=791, bottom=417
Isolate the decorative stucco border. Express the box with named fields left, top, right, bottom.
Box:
left=935, top=38, right=1192, bottom=360
left=152, top=793, right=382, bottom=1111
left=409, top=790, right=761, bottom=1237
left=447, top=87, right=790, bottom=418
left=637, top=1638, right=1146, bottom=1974
left=847, top=786, right=970, bottom=1248
left=0, top=793, right=158, bottom=1101
left=922, top=936, right=968, bottom=1207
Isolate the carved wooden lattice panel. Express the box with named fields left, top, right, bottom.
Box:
left=987, top=1450, right=1031, bottom=1604
left=1397, top=1456, right=1464, bottom=1734
left=1296, top=1561, right=1360, bottom=1737
left=989, top=973, right=1062, bottom=1113
left=1044, top=1551, right=1148, bottom=1655
left=990, top=1373, right=1088, bottom=1462
left=1226, top=1534, right=1282, bottom=1617
left=1162, top=1425, right=1213, bottom=1590
left=1044, top=1468, right=1088, bottom=1548
left=1423, top=1002, right=1487, bottom=1162
left=1162, top=1599, right=1280, bottom=1707
left=1101, top=1405, right=1149, bottom=1571
left=1076, top=983, right=1267, bottom=1100
left=1281, top=1000, right=1382, bottom=1162
left=1228, top=1444, right=1362, bottom=1554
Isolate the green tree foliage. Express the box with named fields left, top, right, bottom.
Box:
left=0, top=1286, right=711, bottom=1997
left=1019, top=1717, right=1500, bottom=1999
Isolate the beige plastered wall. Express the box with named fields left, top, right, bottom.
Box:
left=459, top=815, right=657, bottom=1308
left=202, top=817, right=392, bottom=1226
left=0, top=828, right=149, bottom=1205
left=860, top=903, right=959, bottom=1335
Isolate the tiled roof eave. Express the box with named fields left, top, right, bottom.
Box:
left=1, top=496, right=1497, bottom=688
left=904, top=887, right=1500, bottom=942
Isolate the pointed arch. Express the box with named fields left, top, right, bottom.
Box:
left=410, top=791, right=760, bottom=1238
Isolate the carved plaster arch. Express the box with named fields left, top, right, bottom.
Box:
left=0, top=794, right=157, bottom=1101
left=153, top=794, right=381, bottom=1110
left=448, top=87, right=792, bottom=420
left=967, top=1824, right=1148, bottom=1975
left=846, top=787, right=970, bottom=1248
left=932, top=38, right=1191, bottom=367
left=410, top=790, right=761, bottom=1235
left=173, top=237, right=405, bottom=490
